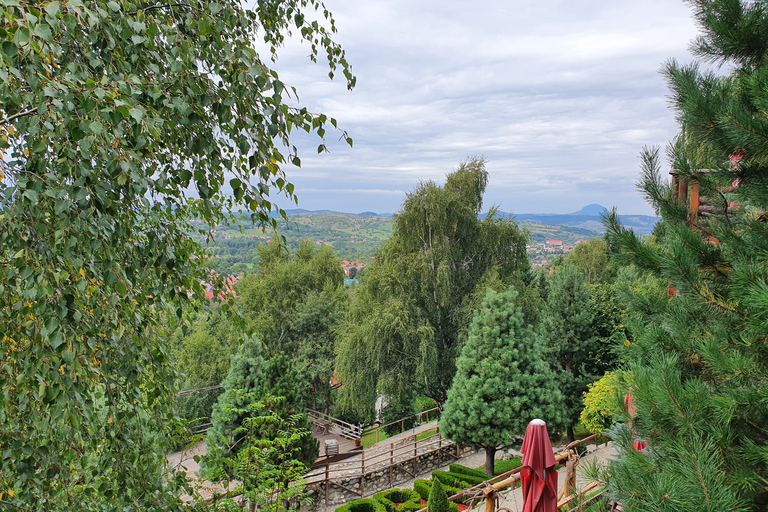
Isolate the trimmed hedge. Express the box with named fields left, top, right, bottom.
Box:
left=373, top=488, right=421, bottom=512
left=448, top=464, right=489, bottom=480
left=414, top=479, right=433, bottom=502
left=414, top=478, right=465, bottom=507
left=432, top=470, right=484, bottom=487
left=335, top=498, right=388, bottom=512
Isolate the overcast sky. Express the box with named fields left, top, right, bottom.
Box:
left=266, top=0, right=702, bottom=216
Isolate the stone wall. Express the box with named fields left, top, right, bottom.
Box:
left=303, top=444, right=474, bottom=512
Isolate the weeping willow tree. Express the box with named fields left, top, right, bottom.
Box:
left=603, top=1, right=768, bottom=509
left=335, top=157, right=530, bottom=421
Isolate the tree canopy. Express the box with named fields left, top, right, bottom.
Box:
left=441, top=288, right=563, bottom=475
left=604, top=0, right=768, bottom=508
left=0, top=0, right=352, bottom=507
left=335, top=157, right=530, bottom=420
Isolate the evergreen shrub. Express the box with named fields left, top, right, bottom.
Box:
left=432, top=470, right=481, bottom=487
left=413, top=479, right=433, bottom=501
left=373, top=488, right=421, bottom=512
left=448, top=464, right=487, bottom=479
left=427, top=480, right=449, bottom=512
left=335, top=498, right=387, bottom=512
left=413, top=480, right=461, bottom=509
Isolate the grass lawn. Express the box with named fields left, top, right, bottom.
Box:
left=360, top=429, right=390, bottom=449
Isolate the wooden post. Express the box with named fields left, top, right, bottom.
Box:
left=438, top=434, right=442, bottom=467
left=414, top=434, right=418, bottom=475
left=325, top=461, right=329, bottom=506
left=484, top=487, right=496, bottom=512
left=390, top=443, right=394, bottom=488
left=376, top=428, right=379, bottom=444
left=689, top=178, right=699, bottom=223
left=678, top=178, right=688, bottom=203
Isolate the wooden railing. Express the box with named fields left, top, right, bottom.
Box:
left=306, top=428, right=460, bottom=505
left=362, top=406, right=440, bottom=444
left=414, top=433, right=605, bottom=512
left=306, top=408, right=364, bottom=440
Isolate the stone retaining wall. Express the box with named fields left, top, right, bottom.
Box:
left=303, top=444, right=474, bottom=512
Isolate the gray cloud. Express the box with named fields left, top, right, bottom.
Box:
left=267, top=0, right=701, bottom=216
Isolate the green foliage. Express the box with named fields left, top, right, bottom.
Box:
left=336, top=157, right=530, bottom=419
left=172, top=306, right=242, bottom=421
left=431, top=471, right=471, bottom=490
left=579, top=371, right=624, bottom=435
left=205, top=212, right=394, bottom=275
left=441, top=287, right=564, bottom=474
left=490, top=458, right=523, bottom=475
left=381, top=391, right=417, bottom=435
left=335, top=498, right=387, bottom=512
left=0, top=0, right=353, bottom=507
left=601, top=1, right=768, bottom=509
left=564, top=239, right=612, bottom=284
left=448, top=464, right=488, bottom=479
left=415, top=395, right=438, bottom=413
left=206, top=340, right=318, bottom=471
left=539, top=264, right=613, bottom=439
left=414, top=479, right=461, bottom=510
left=373, top=488, right=421, bottom=512
left=427, top=479, right=451, bottom=512
left=213, top=396, right=313, bottom=512
left=237, top=241, right=347, bottom=412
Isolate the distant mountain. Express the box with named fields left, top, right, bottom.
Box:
left=281, top=209, right=393, bottom=218
left=570, top=204, right=609, bottom=216
left=481, top=204, right=658, bottom=235
left=272, top=205, right=657, bottom=235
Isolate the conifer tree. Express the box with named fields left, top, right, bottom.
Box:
left=441, top=288, right=564, bottom=475
left=604, top=1, right=768, bottom=508
left=539, top=264, right=610, bottom=441
left=428, top=479, right=450, bottom=512
left=207, top=339, right=318, bottom=471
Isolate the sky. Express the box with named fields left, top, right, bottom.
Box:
left=265, top=0, right=703, bottom=216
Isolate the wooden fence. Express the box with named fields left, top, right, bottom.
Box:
left=306, top=408, right=364, bottom=440
left=362, top=406, right=440, bottom=445
left=420, top=433, right=605, bottom=512
left=306, top=427, right=460, bottom=505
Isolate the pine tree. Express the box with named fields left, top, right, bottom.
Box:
left=440, top=288, right=564, bottom=476
left=206, top=339, right=318, bottom=472
left=539, top=264, right=609, bottom=441
left=604, top=1, right=768, bottom=509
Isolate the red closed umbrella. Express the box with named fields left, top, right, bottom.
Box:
left=520, top=419, right=558, bottom=512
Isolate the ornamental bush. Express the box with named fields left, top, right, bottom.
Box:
left=373, top=488, right=421, bottom=512
left=427, top=480, right=450, bottom=512
left=579, top=371, right=623, bottom=434
left=448, top=464, right=488, bottom=479
left=335, top=498, right=387, bottom=512
left=414, top=480, right=461, bottom=510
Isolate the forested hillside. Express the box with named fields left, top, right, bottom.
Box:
left=198, top=213, right=601, bottom=275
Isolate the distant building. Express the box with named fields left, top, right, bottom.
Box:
left=545, top=239, right=563, bottom=248
left=202, top=274, right=238, bottom=300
